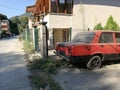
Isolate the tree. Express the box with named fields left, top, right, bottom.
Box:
left=94, top=23, right=103, bottom=30
left=19, top=16, right=28, bottom=28
left=19, top=16, right=28, bottom=33
left=10, top=16, right=28, bottom=34
left=0, top=14, right=8, bottom=20
left=9, top=16, right=20, bottom=35
left=104, top=16, right=120, bottom=31
left=9, top=20, right=19, bottom=35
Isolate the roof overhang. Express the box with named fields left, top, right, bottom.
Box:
left=26, top=5, right=35, bottom=13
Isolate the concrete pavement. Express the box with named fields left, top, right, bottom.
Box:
left=0, top=37, right=33, bottom=90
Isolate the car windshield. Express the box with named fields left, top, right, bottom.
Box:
left=71, top=32, right=95, bottom=43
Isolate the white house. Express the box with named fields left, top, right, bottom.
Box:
left=26, top=0, right=120, bottom=48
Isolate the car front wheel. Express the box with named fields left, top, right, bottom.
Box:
left=87, top=56, right=102, bottom=70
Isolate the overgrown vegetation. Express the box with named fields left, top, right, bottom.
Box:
left=28, top=58, right=67, bottom=90
left=23, top=40, right=34, bottom=54
left=104, top=16, right=120, bottom=31
left=94, top=23, right=103, bottom=30
left=0, top=13, right=7, bottom=20
left=10, top=16, right=28, bottom=34
left=29, top=73, right=61, bottom=90
left=94, top=15, right=120, bottom=31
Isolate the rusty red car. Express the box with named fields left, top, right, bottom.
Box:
left=54, top=30, right=120, bottom=70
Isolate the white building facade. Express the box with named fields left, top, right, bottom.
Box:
left=27, top=0, right=120, bottom=48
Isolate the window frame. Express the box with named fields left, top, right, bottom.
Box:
left=115, top=33, right=120, bottom=43
left=99, top=32, right=114, bottom=43
left=51, top=0, right=73, bottom=14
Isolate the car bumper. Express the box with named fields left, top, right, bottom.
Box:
left=54, top=51, right=70, bottom=62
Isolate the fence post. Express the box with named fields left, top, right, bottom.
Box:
left=25, top=28, right=28, bottom=40
left=34, top=27, right=39, bottom=52
left=40, top=21, right=48, bottom=58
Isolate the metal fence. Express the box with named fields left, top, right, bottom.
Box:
left=22, top=28, right=39, bottom=52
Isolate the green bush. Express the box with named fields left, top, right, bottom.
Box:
left=30, top=73, right=61, bottom=90
left=94, top=16, right=120, bottom=31
left=28, top=58, right=66, bottom=90
left=23, top=40, right=34, bottom=54
left=29, top=58, right=66, bottom=74
left=94, top=23, right=103, bottom=30
left=104, top=16, right=120, bottom=31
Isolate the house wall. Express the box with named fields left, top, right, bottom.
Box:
left=72, top=0, right=120, bottom=38
left=43, top=14, right=72, bottom=48
left=28, top=0, right=120, bottom=49
left=28, top=18, right=33, bottom=29
left=44, top=14, right=71, bottom=28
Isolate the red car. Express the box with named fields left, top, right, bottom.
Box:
left=55, top=30, right=120, bottom=70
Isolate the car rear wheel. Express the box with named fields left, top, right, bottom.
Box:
left=87, top=56, right=101, bottom=70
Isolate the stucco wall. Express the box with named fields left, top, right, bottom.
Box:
left=73, top=0, right=120, bottom=29
left=72, top=0, right=120, bottom=38
left=44, top=14, right=71, bottom=29
left=36, top=0, right=120, bottom=40
left=28, top=18, right=33, bottom=29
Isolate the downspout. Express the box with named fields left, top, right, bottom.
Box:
left=79, top=0, right=85, bottom=30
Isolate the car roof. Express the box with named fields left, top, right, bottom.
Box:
left=79, top=30, right=120, bottom=33
left=92, top=30, right=120, bottom=33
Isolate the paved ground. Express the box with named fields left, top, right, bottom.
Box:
left=0, top=37, right=33, bottom=90
left=2, top=36, right=120, bottom=90
left=53, top=61, right=120, bottom=90
left=49, top=47, right=120, bottom=90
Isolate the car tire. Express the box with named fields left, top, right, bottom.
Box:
left=87, top=56, right=101, bottom=70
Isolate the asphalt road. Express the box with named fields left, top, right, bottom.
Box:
left=0, top=37, right=33, bottom=90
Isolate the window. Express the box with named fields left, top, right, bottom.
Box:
left=115, top=33, right=120, bottom=43
left=60, top=0, right=65, bottom=3
left=51, top=0, right=57, bottom=13
left=72, top=32, right=95, bottom=43
left=99, top=33, right=113, bottom=43
left=66, top=0, right=73, bottom=14
left=59, top=0, right=66, bottom=13
left=51, top=0, right=73, bottom=14
left=63, top=29, right=69, bottom=42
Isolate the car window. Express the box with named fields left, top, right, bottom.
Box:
left=115, top=33, right=120, bottom=43
left=99, top=32, right=113, bottom=43
left=71, top=32, right=95, bottom=43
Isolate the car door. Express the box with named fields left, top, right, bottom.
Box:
left=115, top=33, right=120, bottom=59
left=99, top=32, right=117, bottom=60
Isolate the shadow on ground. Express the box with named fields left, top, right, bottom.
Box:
left=0, top=51, right=33, bottom=90
left=52, top=56, right=120, bottom=90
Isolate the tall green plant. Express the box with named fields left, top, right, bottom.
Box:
left=104, top=16, right=120, bottom=31
left=94, top=23, right=103, bottom=30
left=23, top=40, right=34, bottom=54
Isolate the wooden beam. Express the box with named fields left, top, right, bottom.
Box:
left=43, top=0, right=45, bottom=13
left=26, top=5, right=35, bottom=12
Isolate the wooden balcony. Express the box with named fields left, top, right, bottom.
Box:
left=26, top=0, right=73, bottom=16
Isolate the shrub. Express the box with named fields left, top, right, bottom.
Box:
left=23, top=40, right=34, bottom=54
left=94, top=16, right=120, bottom=31
left=29, top=58, right=66, bottom=74
left=30, top=73, right=61, bottom=90
left=28, top=58, right=66, bottom=90
left=94, top=23, right=103, bottom=30
left=104, top=16, right=120, bottom=31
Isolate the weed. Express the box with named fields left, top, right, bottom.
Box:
left=28, top=58, right=66, bottom=90
left=23, top=40, right=34, bottom=54
left=29, top=58, right=66, bottom=74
